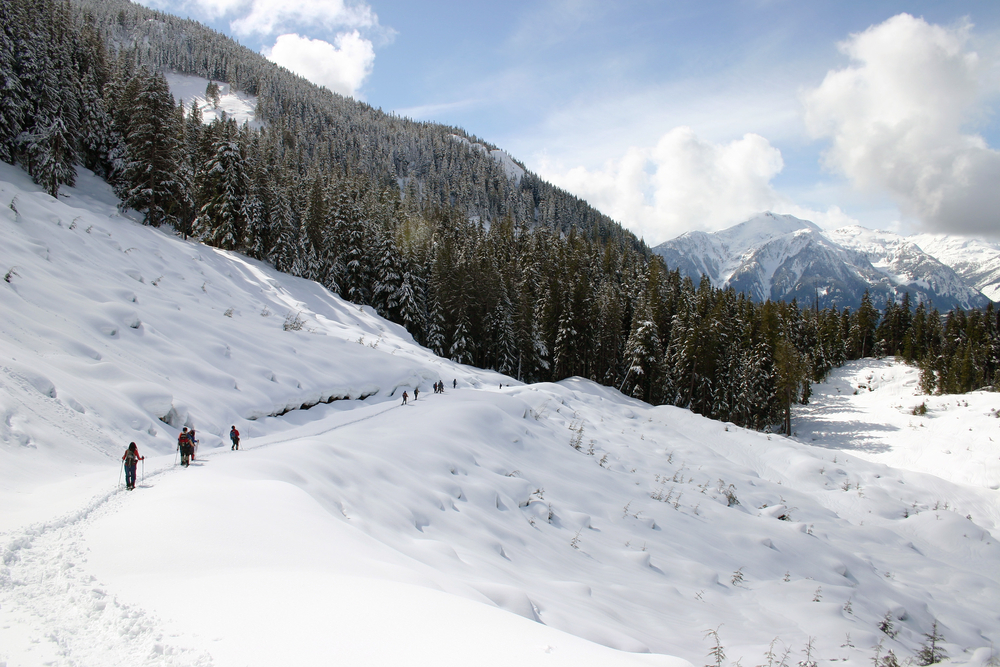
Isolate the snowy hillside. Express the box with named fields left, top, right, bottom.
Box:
left=450, top=134, right=526, bottom=183
left=1, top=165, right=999, bottom=667
left=653, top=214, right=992, bottom=310
left=165, top=71, right=263, bottom=129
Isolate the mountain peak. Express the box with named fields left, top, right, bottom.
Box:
left=653, top=216, right=992, bottom=310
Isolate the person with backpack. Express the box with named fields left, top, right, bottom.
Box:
left=189, top=427, right=198, bottom=460
left=401, top=391, right=408, bottom=405
left=230, top=426, right=240, bottom=450
left=178, top=428, right=193, bottom=466
left=122, top=442, right=144, bottom=490
left=413, top=386, right=419, bottom=401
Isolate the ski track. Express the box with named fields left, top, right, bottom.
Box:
left=0, top=396, right=401, bottom=666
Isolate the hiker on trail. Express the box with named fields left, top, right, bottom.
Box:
left=189, top=427, right=198, bottom=460
left=178, top=428, right=193, bottom=467
left=414, top=387, right=419, bottom=401
left=453, top=379, right=457, bottom=389
left=122, top=442, right=144, bottom=490
left=401, top=391, right=408, bottom=405
left=230, top=426, right=240, bottom=451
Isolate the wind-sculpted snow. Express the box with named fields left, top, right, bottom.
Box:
left=1, top=165, right=998, bottom=665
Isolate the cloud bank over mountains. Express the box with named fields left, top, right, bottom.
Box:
left=544, top=13, right=1000, bottom=245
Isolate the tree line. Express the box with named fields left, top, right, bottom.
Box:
left=1, top=0, right=995, bottom=437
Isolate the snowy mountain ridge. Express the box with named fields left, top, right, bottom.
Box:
left=1, top=164, right=998, bottom=666
left=653, top=213, right=994, bottom=310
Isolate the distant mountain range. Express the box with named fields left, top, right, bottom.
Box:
left=652, top=213, right=999, bottom=311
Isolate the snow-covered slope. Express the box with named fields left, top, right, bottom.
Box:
left=165, top=71, right=263, bottom=129
left=910, top=234, right=1000, bottom=302
left=653, top=214, right=992, bottom=310
left=450, top=134, right=526, bottom=183
left=1, top=166, right=998, bottom=666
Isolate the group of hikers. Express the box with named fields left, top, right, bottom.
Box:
left=124, top=379, right=466, bottom=488
left=121, top=424, right=241, bottom=489
left=402, top=379, right=455, bottom=405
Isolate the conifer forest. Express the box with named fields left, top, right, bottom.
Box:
left=2, top=0, right=998, bottom=434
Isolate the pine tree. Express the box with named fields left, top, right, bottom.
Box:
left=915, top=621, right=947, bottom=666
left=0, top=0, right=26, bottom=163
left=623, top=299, right=663, bottom=403
left=117, top=69, right=187, bottom=226
left=195, top=119, right=248, bottom=249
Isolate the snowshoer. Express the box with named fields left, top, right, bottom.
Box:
left=230, top=426, right=240, bottom=450
left=414, top=387, right=419, bottom=401
left=402, top=391, right=408, bottom=405
left=178, top=428, right=193, bottom=467
left=189, top=427, right=198, bottom=460
left=122, top=442, right=144, bottom=490
left=453, top=379, right=457, bottom=389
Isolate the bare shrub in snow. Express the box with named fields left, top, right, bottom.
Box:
left=704, top=626, right=726, bottom=667
left=283, top=312, right=305, bottom=331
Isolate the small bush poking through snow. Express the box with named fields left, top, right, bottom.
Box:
left=283, top=311, right=305, bottom=331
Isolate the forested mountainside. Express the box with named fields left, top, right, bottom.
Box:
left=72, top=0, right=635, bottom=250
left=1, top=0, right=997, bottom=436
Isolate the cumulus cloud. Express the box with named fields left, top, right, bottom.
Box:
left=264, top=32, right=375, bottom=99
left=803, top=13, right=1000, bottom=238
left=540, top=127, right=786, bottom=244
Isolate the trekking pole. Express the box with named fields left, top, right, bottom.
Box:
left=118, top=461, right=124, bottom=488
left=174, top=446, right=179, bottom=465
left=141, top=458, right=145, bottom=484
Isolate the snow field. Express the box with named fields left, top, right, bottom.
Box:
left=1, top=164, right=998, bottom=665
left=165, top=72, right=263, bottom=130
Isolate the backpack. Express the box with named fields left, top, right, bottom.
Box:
left=125, top=449, right=138, bottom=464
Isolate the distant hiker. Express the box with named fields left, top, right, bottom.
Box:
left=414, top=387, right=419, bottom=401
left=189, top=427, right=198, bottom=460
left=230, top=426, right=240, bottom=451
left=122, top=442, right=144, bottom=490
left=402, top=391, right=408, bottom=405
left=178, top=428, right=193, bottom=466
left=453, top=379, right=457, bottom=389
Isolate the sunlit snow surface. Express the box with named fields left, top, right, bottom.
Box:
left=0, top=164, right=998, bottom=666
left=165, top=71, right=263, bottom=129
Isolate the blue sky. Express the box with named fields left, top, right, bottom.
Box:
left=144, top=0, right=1000, bottom=244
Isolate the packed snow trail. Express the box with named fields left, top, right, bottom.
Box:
left=1, top=391, right=684, bottom=667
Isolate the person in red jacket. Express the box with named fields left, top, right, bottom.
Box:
left=122, top=442, right=144, bottom=490
left=230, top=425, right=240, bottom=450
left=178, top=428, right=193, bottom=466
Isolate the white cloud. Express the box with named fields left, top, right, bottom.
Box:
left=229, top=0, right=378, bottom=37
left=264, top=32, right=375, bottom=99
left=138, top=0, right=381, bottom=36
left=803, top=13, right=1000, bottom=238
left=539, top=127, right=786, bottom=245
